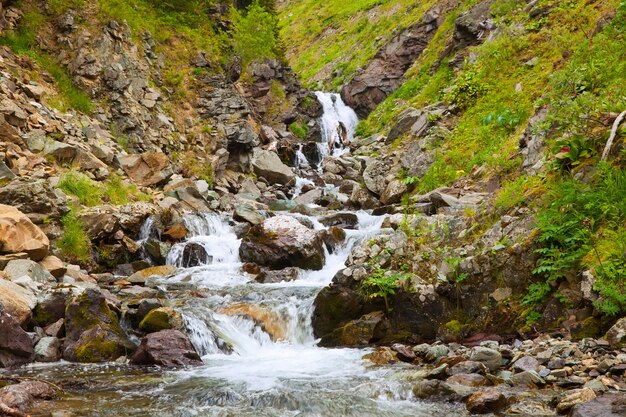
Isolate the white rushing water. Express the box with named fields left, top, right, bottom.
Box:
left=315, top=91, right=359, bottom=159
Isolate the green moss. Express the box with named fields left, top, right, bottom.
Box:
left=74, top=333, right=123, bottom=363
left=139, top=308, right=176, bottom=333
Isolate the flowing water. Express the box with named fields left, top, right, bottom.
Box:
left=314, top=92, right=359, bottom=160
left=23, top=213, right=469, bottom=417
left=19, top=94, right=469, bottom=417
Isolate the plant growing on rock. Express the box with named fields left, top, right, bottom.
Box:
left=360, top=265, right=411, bottom=314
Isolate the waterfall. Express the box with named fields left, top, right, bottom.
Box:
left=315, top=91, right=359, bottom=159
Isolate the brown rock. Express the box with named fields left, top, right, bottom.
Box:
left=128, top=265, right=177, bottom=284
left=0, top=380, right=55, bottom=414
left=120, top=152, right=173, bottom=187
left=162, top=225, right=187, bottom=240
left=0, top=204, right=49, bottom=261
left=38, top=255, right=66, bottom=278
left=239, top=216, right=326, bottom=270
left=466, top=388, right=507, bottom=414
left=556, top=387, right=596, bottom=414
left=0, top=278, right=36, bottom=326
left=130, top=329, right=202, bottom=367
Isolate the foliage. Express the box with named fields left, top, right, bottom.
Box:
left=59, top=170, right=149, bottom=206
left=230, top=1, right=279, bottom=67
left=494, top=175, right=543, bottom=212
left=445, top=69, right=487, bottom=109
left=180, top=152, right=215, bottom=187
left=529, top=165, right=626, bottom=314
left=58, top=171, right=104, bottom=207
left=58, top=210, right=91, bottom=262
left=289, top=120, right=309, bottom=139
left=360, top=265, right=411, bottom=314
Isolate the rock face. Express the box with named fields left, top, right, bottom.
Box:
left=239, top=216, right=326, bottom=270
left=0, top=204, right=49, bottom=261
left=0, top=309, right=34, bottom=367
left=63, top=289, right=132, bottom=362
left=130, top=329, right=202, bottom=367
left=341, top=5, right=451, bottom=117
left=250, top=149, right=296, bottom=185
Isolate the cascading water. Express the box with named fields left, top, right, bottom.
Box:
left=24, top=211, right=469, bottom=416
left=315, top=91, right=359, bottom=159
left=19, top=95, right=468, bottom=417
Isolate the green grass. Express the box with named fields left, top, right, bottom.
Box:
left=59, top=170, right=149, bottom=206
left=58, top=210, right=91, bottom=262
left=58, top=171, right=104, bottom=206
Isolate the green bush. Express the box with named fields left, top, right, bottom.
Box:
left=58, top=211, right=91, bottom=262
left=360, top=265, right=411, bottom=314
left=289, top=120, right=309, bottom=139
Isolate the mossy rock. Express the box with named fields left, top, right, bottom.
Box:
left=70, top=325, right=130, bottom=363
left=139, top=307, right=183, bottom=333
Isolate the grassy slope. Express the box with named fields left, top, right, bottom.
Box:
left=279, top=0, right=626, bottom=317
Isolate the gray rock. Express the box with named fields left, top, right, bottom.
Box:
left=513, top=355, right=540, bottom=372
left=4, top=259, right=56, bottom=284
left=34, top=337, right=61, bottom=362
left=470, top=347, right=502, bottom=372
left=606, top=316, right=626, bottom=348
left=233, top=203, right=264, bottom=225
left=251, top=149, right=295, bottom=185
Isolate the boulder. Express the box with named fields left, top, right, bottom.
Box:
left=606, top=316, right=626, bottom=348
left=469, top=347, right=502, bottom=372
left=0, top=179, right=68, bottom=222
left=320, top=311, right=388, bottom=347
left=447, top=373, right=488, bottom=387
left=0, top=278, right=36, bottom=326
left=0, top=380, right=56, bottom=415
left=130, top=329, right=202, bottom=367
left=119, top=151, right=173, bottom=187
left=362, top=158, right=388, bottom=195
left=239, top=216, right=326, bottom=270
left=233, top=202, right=265, bottom=225
left=139, top=307, right=183, bottom=333
left=255, top=267, right=299, bottom=284
left=570, top=393, right=626, bottom=417
left=250, top=149, right=296, bottom=185
left=0, top=309, right=34, bottom=367
left=63, top=288, right=132, bottom=362
left=38, top=256, right=66, bottom=278
left=33, top=288, right=73, bottom=327
left=4, top=259, right=56, bottom=284
left=513, top=355, right=540, bottom=373
left=465, top=389, right=507, bottom=414
left=180, top=243, right=210, bottom=268
left=34, top=336, right=61, bottom=362
left=0, top=204, right=49, bottom=261
left=380, top=179, right=409, bottom=205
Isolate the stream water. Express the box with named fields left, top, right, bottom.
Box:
left=16, top=93, right=469, bottom=416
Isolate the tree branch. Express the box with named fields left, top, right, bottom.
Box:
left=600, top=109, right=626, bottom=161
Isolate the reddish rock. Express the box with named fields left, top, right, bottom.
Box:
left=0, top=310, right=34, bottom=368
left=0, top=204, right=49, bottom=261
left=130, top=329, right=202, bottom=367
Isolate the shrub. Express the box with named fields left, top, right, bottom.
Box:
left=289, top=120, right=309, bottom=139
left=58, top=211, right=91, bottom=262
left=360, top=265, right=412, bottom=314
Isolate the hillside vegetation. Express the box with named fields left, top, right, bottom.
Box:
left=280, top=0, right=626, bottom=320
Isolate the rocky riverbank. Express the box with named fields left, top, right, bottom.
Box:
left=363, top=334, right=626, bottom=416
